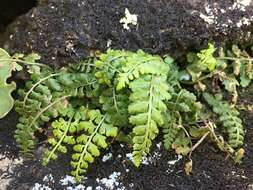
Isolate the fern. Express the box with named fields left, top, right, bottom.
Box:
left=15, top=67, right=96, bottom=154
left=128, top=75, right=171, bottom=166
left=163, top=112, right=181, bottom=150
left=43, top=117, right=75, bottom=164
left=42, top=106, right=87, bottom=165
left=116, top=50, right=169, bottom=90
left=163, top=89, right=200, bottom=150
left=95, top=49, right=170, bottom=90
left=186, top=43, right=218, bottom=82
left=71, top=110, right=118, bottom=182
left=2, top=46, right=250, bottom=181
left=226, top=45, right=253, bottom=87
left=203, top=93, right=244, bottom=149
left=99, top=87, right=129, bottom=127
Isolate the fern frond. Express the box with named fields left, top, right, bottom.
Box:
left=15, top=67, right=96, bottom=154
left=168, top=89, right=201, bottom=122
left=43, top=117, right=75, bottom=165
left=163, top=112, right=181, bottom=150
left=99, top=87, right=129, bottom=127
left=203, top=93, right=244, bottom=148
left=196, top=43, right=217, bottom=72
left=95, top=49, right=129, bottom=86
left=128, top=75, right=171, bottom=167
left=163, top=89, right=200, bottom=151
left=116, top=50, right=169, bottom=90
left=43, top=106, right=88, bottom=165
left=71, top=110, right=118, bottom=182
left=226, top=45, right=253, bottom=87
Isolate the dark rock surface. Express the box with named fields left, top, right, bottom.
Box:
left=0, top=0, right=36, bottom=33
left=2, top=0, right=253, bottom=68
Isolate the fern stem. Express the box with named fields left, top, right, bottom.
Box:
left=112, top=88, right=119, bottom=113
left=75, top=115, right=106, bottom=179
left=217, top=57, right=253, bottom=62
left=28, top=95, right=70, bottom=130
left=105, top=55, right=124, bottom=73
left=189, top=131, right=210, bottom=155
left=207, top=122, right=233, bottom=154
left=173, top=90, right=183, bottom=111
left=143, top=76, right=154, bottom=150
left=0, top=58, right=50, bottom=68
left=22, top=73, right=63, bottom=108
left=181, top=69, right=224, bottom=84
left=45, top=116, right=73, bottom=164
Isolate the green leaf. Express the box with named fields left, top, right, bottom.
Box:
left=0, top=48, right=17, bottom=118
left=203, top=93, right=244, bottom=149
left=129, top=75, right=170, bottom=166
left=196, top=43, right=217, bottom=72
left=222, top=76, right=239, bottom=92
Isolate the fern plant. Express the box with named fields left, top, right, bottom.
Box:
left=0, top=44, right=251, bottom=181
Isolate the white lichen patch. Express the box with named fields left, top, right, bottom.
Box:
left=35, top=172, right=126, bottom=190
left=102, top=153, right=113, bottom=162
left=32, top=183, right=52, bottom=190
left=96, top=172, right=125, bottom=190
left=236, top=17, right=251, bottom=27
left=198, top=1, right=253, bottom=30
left=167, top=155, right=183, bottom=165
left=119, top=8, right=138, bottom=30
left=156, top=142, right=162, bottom=150
left=166, top=155, right=183, bottom=174
left=198, top=4, right=216, bottom=25
left=106, top=39, right=112, bottom=48
left=126, top=153, right=133, bottom=161
left=59, top=175, right=76, bottom=186
left=43, top=174, right=55, bottom=183
left=199, top=12, right=215, bottom=25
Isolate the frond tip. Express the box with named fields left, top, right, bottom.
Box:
left=71, top=110, right=118, bottom=182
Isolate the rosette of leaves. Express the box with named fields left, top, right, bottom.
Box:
left=4, top=45, right=250, bottom=181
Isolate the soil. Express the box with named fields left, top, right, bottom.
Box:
left=2, top=0, right=253, bottom=68
left=1, top=0, right=253, bottom=190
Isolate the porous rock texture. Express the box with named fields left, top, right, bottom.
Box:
left=2, top=0, right=253, bottom=68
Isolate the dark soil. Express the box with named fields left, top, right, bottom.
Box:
left=2, top=0, right=253, bottom=68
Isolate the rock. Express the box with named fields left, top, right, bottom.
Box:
left=2, top=0, right=253, bottom=68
